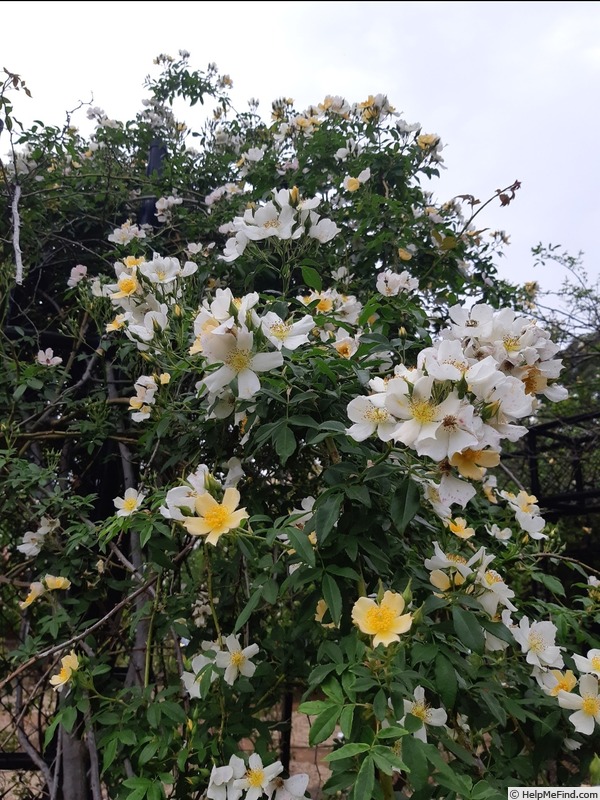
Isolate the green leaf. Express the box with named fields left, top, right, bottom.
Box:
left=372, top=688, right=389, bottom=721
left=390, top=479, right=420, bottom=533
left=325, top=742, right=370, bottom=762
left=403, top=713, right=425, bottom=734
left=532, top=571, right=566, bottom=597
left=274, top=424, right=296, bottom=465
left=452, top=606, right=485, bottom=654
left=377, top=725, right=408, bottom=740
left=403, top=735, right=428, bottom=790
left=308, top=663, right=337, bottom=685
left=146, top=703, right=161, bottom=728
left=261, top=578, right=278, bottom=604
left=286, top=526, right=316, bottom=567
left=301, top=265, right=323, bottom=292
left=139, top=740, right=159, bottom=765
left=160, top=701, right=186, bottom=723
left=44, top=714, right=62, bottom=749
left=61, top=705, right=77, bottom=733
left=371, top=745, right=408, bottom=775
left=345, top=484, right=371, bottom=507
left=314, top=492, right=343, bottom=544
left=155, top=413, right=172, bottom=439
left=297, top=700, right=331, bottom=716
left=322, top=573, right=342, bottom=625
left=102, top=737, right=119, bottom=773
left=147, top=783, right=164, bottom=800
left=233, top=587, right=262, bottom=632
left=322, top=677, right=345, bottom=704
left=308, top=704, right=342, bottom=746
left=435, top=654, right=457, bottom=709
left=352, top=754, right=374, bottom=800
left=339, top=704, right=355, bottom=738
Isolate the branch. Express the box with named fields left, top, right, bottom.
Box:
left=530, top=552, right=600, bottom=576
left=12, top=183, right=24, bottom=284
left=0, top=576, right=158, bottom=692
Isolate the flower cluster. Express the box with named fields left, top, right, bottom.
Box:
left=220, top=187, right=340, bottom=262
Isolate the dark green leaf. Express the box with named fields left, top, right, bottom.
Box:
left=390, top=479, right=420, bottom=533
left=322, top=573, right=342, bottom=625
left=325, top=742, right=370, bottom=762
left=286, top=526, right=316, bottom=567
left=435, top=654, right=457, bottom=709
left=308, top=704, right=341, bottom=746
left=301, top=265, right=322, bottom=292
left=233, top=587, right=262, bottom=632
left=452, top=606, right=485, bottom=654
left=274, top=424, right=296, bottom=465
left=314, top=492, right=343, bottom=544
left=339, top=704, right=355, bottom=738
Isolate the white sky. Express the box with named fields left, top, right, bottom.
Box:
left=3, top=1, right=599, bottom=299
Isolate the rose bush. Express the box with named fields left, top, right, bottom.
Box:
left=0, top=54, right=598, bottom=800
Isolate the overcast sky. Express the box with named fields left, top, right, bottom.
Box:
left=3, top=1, right=599, bottom=301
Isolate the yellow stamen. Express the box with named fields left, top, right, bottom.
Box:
left=227, top=349, right=252, bottom=373
left=364, top=605, right=395, bottom=635
left=246, top=768, right=265, bottom=788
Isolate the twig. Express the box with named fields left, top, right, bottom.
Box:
left=0, top=576, right=158, bottom=692
left=531, top=552, right=600, bottom=576
left=498, top=459, right=526, bottom=491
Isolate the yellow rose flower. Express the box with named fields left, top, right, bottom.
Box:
left=49, top=651, right=79, bottom=692
left=352, top=590, right=413, bottom=647
left=182, top=488, right=249, bottom=546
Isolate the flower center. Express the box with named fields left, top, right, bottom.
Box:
left=365, top=604, right=394, bottom=634
left=204, top=505, right=229, bottom=529
left=447, top=358, right=468, bottom=372
left=552, top=676, right=574, bottom=695
left=365, top=406, right=389, bottom=424
left=581, top=695, right=600, bottom=717
left=591, top=656, right=600, bottom=671
left=118, top=276, right=138, bottom=295
left=346, top=177, right=361, bottom=192
left=522, top=366, right=544, bottom=395
left=230, top=651, right=246, bottom=668
left=246, top=768, right=265, bottom=788
left=57, top=667, right=71, bottom=683
left=411, top=701, right=429, bottom=722
left=263, top=219, right=280, bottom=229
left=156, top=269, right=167, bottom=281
left=122, top=497, right=138, bottom=512
left=316, top=298, right=333, bottom=313
left=528, top=632, right=546, bottom=654
left=441, top=415, right=458, bottom=430
left=227, top=348, right=252, bottom=373
left=410, top=399, right=436, bottom=424
left=447, top=554, right=467, bottom=565
left=503, top=335, right=521, bottom=352
left=485, top=570, right=503, bottom=586
left=269, top=322, right=291, bottom=340
left=336, top=343, right=353, bottom=358
left=518, top=494, right=537, bottom=513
